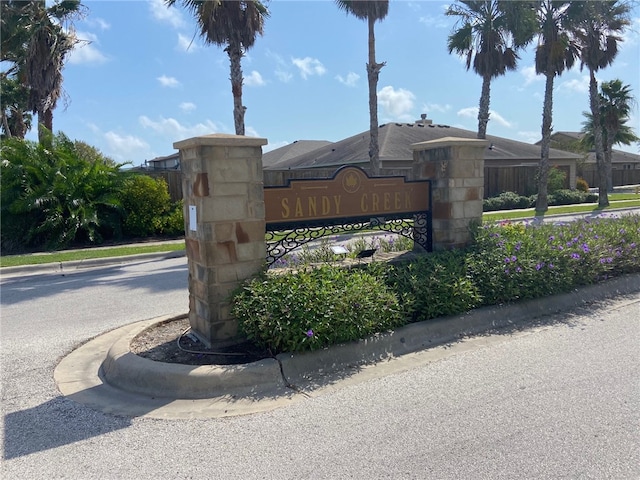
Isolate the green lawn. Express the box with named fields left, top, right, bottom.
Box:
left=2, top=197, right=639, bottom=268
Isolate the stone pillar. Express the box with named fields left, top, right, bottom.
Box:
left=173, top=134, right=268, bottom=346
left=411, top=137, right=487, bottom=250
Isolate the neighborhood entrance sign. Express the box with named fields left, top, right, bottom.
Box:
left=264, top=166, right=432, bottom=265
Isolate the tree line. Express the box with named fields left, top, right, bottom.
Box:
left=1, top=1, right=638, bottom=211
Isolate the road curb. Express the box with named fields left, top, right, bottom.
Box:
left=56, top=272, right=640, bottom=407
left=277, top=273, right=640, bottom=387
left=101, top=316, right=285, bottom=399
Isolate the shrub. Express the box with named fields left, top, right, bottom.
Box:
left=549, top=189, right=586, bottom=206
left=576, top=177, right=589, bottom=192
left=232, top=264, right=404, bottom=354
left=384, top=250, right=481, bottom=322
left=0, top=132, right=125, bottom=252
left=233, top=214, right=640, bottom=354
left=483, top=192, right=531, bottom=211
left=120, top=175, right=172, bottom=237
left=547, top=166, right=567, bottom=194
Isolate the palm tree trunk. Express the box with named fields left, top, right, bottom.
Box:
left=536, top=71, right=555, bottom=213
left=477, top=75, right=491, bottom=139
left=227, top=43, right=245, bottom=136
left=366, top=15, right=384, bottom=177
left=605, top=126, right=614, bottom=192
left=589, top=70, right=608, bottom=207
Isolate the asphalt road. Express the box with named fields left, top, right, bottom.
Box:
left=1, top=257, right=639, bottom=479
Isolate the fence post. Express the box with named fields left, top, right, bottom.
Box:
left=173, top=134, right=268, bottom=346
left=411, top=137, right=486, bottom=250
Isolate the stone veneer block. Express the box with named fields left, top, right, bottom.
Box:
left=174, top=134, right=268, bottom=345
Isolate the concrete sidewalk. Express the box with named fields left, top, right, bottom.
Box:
left=54, top=272, right=640, bottom=420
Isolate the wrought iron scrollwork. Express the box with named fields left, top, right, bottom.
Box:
left=266, top=214, right=432, bottom=267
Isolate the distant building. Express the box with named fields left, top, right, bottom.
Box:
left=537, top=131, right=640, bottom=188
left=145, top=153, right=180, bottom=170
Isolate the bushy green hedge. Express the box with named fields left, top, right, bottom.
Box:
left=232, top=265, right=404, bottom=353
left=1, top=134, right=185, bottom=252
left=232, top=214, right=640, bottom=354
left=483, top=190, right=599, bottom=212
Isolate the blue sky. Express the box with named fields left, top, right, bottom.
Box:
left=38, top=0, right=640, bottom=165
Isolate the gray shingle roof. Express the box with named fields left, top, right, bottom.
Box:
left=266, top=122, right=583, bottom=170
left=262, top=140, right=332, bottom=168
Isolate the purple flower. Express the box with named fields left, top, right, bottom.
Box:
left=516, top=267, right=522, bottom=273
left=571, top=253, right=581, bottom=260
left=548, top=263, right=554, bottom=269
left=581, top=243, right=590, bottom=253
left=306, top=329, right=314, bottom=337
left=515, top=242, right=522, bottom=251
left=511, top=255, right=517, bottom=262
left=630, top=243, right=636, bottom=248
left=548, top=235, right=555, bottom=242
left=536, top=262, right=544, bottom=271
left=504, top=257, right=511, bottom=263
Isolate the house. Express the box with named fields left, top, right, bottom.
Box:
left=266, top=117, right=583, bottom=198
left=539, top=131, right=640, bottom=187
left=262, top=140, right=332, bottom=168
left=145, top=153, right=180, bottom=170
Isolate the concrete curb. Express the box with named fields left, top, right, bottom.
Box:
left=101, top=316, right=285, bottom=399
left=277, top=273, right=640, bottom=387
left=65, top=272, right=640, bottom=404
left=1, top=250, right=185, bottom=276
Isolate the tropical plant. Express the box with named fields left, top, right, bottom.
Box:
left=446, top=0, right=536, bottom=139
left=0, top=131, right=126, bottom=252
left=580, top=79, right=639, bottom=191
left=0, top=75, right=32, bottom=138
left=336, top=0, right=389, bottom=176
left=572, top=0, right=631, bottom=207
left=533, top=0, right=581, bottom=212
left=166, top=0, right=269, bottom=135
left=8, top=1, right=84, bottom=144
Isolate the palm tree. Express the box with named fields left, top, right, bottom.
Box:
left=166, top=0, right=269, bottom=136
left=572, top=0, right=630, bottom=207
left=21, top=1, right=83, bottom=144
left=533, top=0, right=581, bottom=213
left=581, top=79, right=639, bottom=190
left=336, top=0, right=389, bottom=176
left=446, top=1, right=536, bottom=139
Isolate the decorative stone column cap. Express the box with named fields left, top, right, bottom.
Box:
left=174, top=134, right=268, bottom=150
left=410, top=136, right=488, bottom=151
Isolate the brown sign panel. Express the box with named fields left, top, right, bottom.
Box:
left=264, top=166, right=430, bottom=226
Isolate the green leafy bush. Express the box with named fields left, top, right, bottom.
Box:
left=232, top=265, right=404, bottom=354
left=483, top=192, right=533, bottom=211
left=234, top=214, right=639, bottom=354
left=120, top=175, right=172, bottom=237
left=1, top=132, right=125, bottom=252
left=547, top=166, right=567, bottom=193
left=384, top=251, right=481, bottom=322
left=548, top=189, right=587, bottom=206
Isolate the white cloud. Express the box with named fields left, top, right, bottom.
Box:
left=378, top=86, right=416, bottom=121
left=139, top=115, right=222, bottom=140
left=179, top=102, right=196, bottom=113
left=104, top=131, right=151, bottom=162
left=518, top=131, right=541, bottom=144
left=87, top=17, right=111, bottom=30
left=149, top=0, right=186, bottom=29
left=419, top=14, right=451, bottom=29
left=264, top=140, right=289, bottom=153
left=292, top=57, right=326, bottom=79
left=67, top=31, right=108, bottom=65
left=621, top=16, right=640, bottom=46
left=245, top=70, right=266, bottom=87
left=521, top=65, right=541, bottom=86
left=244, top=126, right=260, bottom=137
left=275, top=70, right=293, bottom=82
left=457, top=107, right=513, bottom=128
left=176, top=33, right=199, bottom=53
left=336, top=72, right=360, bottom=87
left=423, top=103, right=451, bottom=114
left=157, top=75, right=181, bottom=88
left=560, top=74, right=590, bottom=94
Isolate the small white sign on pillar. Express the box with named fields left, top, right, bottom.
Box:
left=189, top=205, right=197, bottom=232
